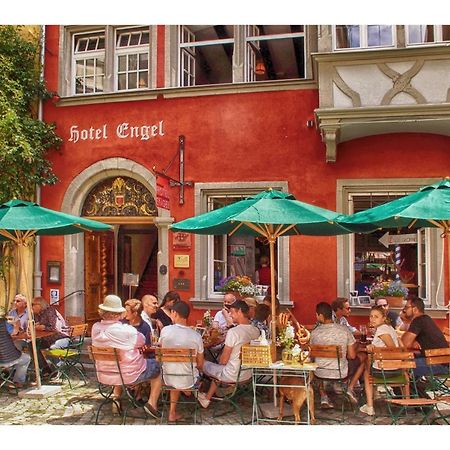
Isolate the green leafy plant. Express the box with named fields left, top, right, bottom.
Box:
left=0, top=25, right=62, bottom=204
left=366, top=279, right=408, bottom=298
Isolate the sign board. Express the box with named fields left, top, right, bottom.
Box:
left=172, top=231, right=191, bottom=250
left=173, top=278, right=190, bottom=291
left=174, top=255, right=190, bottom=268
left=379, top=232, right=418, bottom=248
left=156, top=176, right=170, bottom=210
left=50, top=288, right=60, bottom=305
left=122, top=273, right=139, bottom=286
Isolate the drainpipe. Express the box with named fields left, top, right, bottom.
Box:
left=33, top=25, right=45, bottom=298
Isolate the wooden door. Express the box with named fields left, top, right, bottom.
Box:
left=85, top=232, right=113, bottom=329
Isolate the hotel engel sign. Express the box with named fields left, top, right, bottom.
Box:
left=68, top=120, right=165, bottom=143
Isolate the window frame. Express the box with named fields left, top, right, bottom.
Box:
left=114, top=26, right=151, bottom=92
left=405, top=25, right=450, bottom=46
left=71, top=29, right=106, bottom=95
left=332, top=25, right=396, bottom=51
left=337, top=178, right=445, bottom=311
left=193, top=181, right=291, bottom=305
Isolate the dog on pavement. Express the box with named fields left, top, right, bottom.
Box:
left=278, top=376, right=315, bottom=424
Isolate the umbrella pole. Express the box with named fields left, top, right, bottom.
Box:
left=17, top=242, right=42, bottom=389
left=269, top=238, right=278, bottom=408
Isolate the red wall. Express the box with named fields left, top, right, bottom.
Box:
left=40, top=26, right=450, bottom=327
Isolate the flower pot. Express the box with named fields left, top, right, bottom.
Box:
left=385, top=296, right=405, bottom=308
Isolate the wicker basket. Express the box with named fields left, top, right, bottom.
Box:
left=241, top=344, right=272, bottom=367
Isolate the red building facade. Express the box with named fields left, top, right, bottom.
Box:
left=39, top=25, right=450, bottom=328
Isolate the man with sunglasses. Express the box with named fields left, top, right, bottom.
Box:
left=401, top=296, right=449, bottom=378
left=213, top=293, right=236, bottom=331
left=8, top=294, right=29, bottom=332
left=375, top=297, right=403, bottom=329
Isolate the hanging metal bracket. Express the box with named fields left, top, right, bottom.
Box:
left=152, top=135, right=193, bottom=205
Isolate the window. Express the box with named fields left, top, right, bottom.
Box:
left=115, top=27, right=150, bottom=90
left=406, top=25, right=450, bottom=45
left=194, top=182, right=290, bottom=304
left=337, top=179, right=445, bottom=310
left=334, top=25, right=394, bottom=50
left=177, top=25, right=307, bottom=87
left=73, top=31, right=105, bottom=94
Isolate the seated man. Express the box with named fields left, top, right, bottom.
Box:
left=8, top=294, right=29, bottom=332
left=375, top=297, right=403, bottom=329
left=91, top=294, right=162, bottom=419
left=198, top=300, right=260, bottom=408
left=0, top=311, right=31, bottom=389
left=213, top=293, right=236, bottom=331
left=251, top=303, right=271, bottom=338
left=401, top=296, right=449, bottom=378
left=141, top=294, right=159, bottom=340
left=310, top=302, right=357, bottom=408
left=331, top=297, right=357, bottom=334
left=159, top=301, right=204, bottom=422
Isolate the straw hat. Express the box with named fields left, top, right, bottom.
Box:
left=99, top=295, right=126, bottom=313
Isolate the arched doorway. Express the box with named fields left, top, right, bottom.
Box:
left=82, top=176, right=158, bottom=327
left=60, top=157, right=173, bottom=327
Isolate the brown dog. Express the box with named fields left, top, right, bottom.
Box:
left=278, top=376, right=315, bottom=424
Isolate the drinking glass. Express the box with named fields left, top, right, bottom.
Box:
left=359, top=325, right=367, bottom=343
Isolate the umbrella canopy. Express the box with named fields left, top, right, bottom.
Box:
left=172, top=188, right=355, bottom=362
left=336, top=178, right=450, bottom=231
left=0, top=199, right=111, bottom=240
left=0, top=198, right=112, bottom=391
left=171, top=188, right=356, bottom=237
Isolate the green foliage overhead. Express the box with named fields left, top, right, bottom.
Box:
left=0, top=25, right=62, bottom=204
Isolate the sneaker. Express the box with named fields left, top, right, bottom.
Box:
left=143, top=403, right=162, bottom=419
left=197, top=392, right=211, bottom=409
left=359, top=404, right=375, bottom=416
left=346, top=389, right=358, bottom=405
left=320, top=395, right=334, bottom=409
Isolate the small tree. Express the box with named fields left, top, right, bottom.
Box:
left=0, top=26, right=62, bottom=309
left=0, top=25, right=62, bottom=203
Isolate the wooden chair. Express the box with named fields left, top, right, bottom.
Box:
left=424, top=347, right=450, bottom=396
left=65, top=316, right=84, bottom=326
left=309, top=344, right=356, bottom=421
left=44, top=323, right=88, bottom=389
left=88, top=345, right=147, bottom=425
left=155, top=347, right=200, bottom=424
left=372, top=350, right=441, bottom=424
left=0, top=366, right=18, bottom=394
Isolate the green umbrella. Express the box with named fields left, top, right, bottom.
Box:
left=0, top=199, right=112, bottom=391
left=337, top=177, right=450, bottom=324
left=171, top=188, right=355, bottom=360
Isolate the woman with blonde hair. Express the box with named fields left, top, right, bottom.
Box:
left=122, top=299, right=152, bottom=345
left=359, top=305, right=401, bottom=416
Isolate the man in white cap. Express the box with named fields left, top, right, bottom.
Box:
left=91, top=294, right=162, bottom=419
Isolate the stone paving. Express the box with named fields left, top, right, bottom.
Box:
left=1, top=374, right=449, bottom=426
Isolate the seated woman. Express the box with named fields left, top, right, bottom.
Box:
left=121, top=299, right=152, bottom=345
left=154, top=291, right=180, bottom=331
left=359, top=305, right=401, bottom=416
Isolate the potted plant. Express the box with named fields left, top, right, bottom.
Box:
left=277, top=321, right=297, bottom=364
left=218, top=275, right=257, bottom=298
left=366, top=279, right=408, bottom=307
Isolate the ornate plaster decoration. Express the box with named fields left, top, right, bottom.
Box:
left=333, top=67, right=361, bottom=107
left=378, top=60, right=426, bottom=105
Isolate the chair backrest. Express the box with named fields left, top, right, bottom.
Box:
left=89, top=345, right=119, bottom=362
left=309, top=344, right=344, bottom=379
left=424, top=347, right=450, bottom=366
left=156, top=347, right=197, bottom=363
left=372, top=351, right=416, bottom=370
left=70, top=323, right=88, bottom=338
left=65, top=316, right=84, bottom=326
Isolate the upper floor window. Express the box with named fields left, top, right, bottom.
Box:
left=73, top=32, right=105, bottom=94
left=116, top=27, right=150, bottom=91
left=406, top=25, right=450, bottom=45
left=177, top=25, right=306, bottom=87
left=334, top=25, right=394, bottom=50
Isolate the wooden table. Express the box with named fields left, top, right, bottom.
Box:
left=12, top=330, right=57, bottom=341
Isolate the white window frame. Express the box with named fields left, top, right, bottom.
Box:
left=337, top=179, right=445, bottom=310
left=115, top=27, right=151, bottom=91
left=332, top=25, right=396, bottom=51
left=193, top=181, right=291, bottom=305
left=406, top=25, right=450, bottom=46
left=72, top=30, right=105, bottom=95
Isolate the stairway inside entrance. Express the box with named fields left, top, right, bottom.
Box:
left=134, top=242, right=158, bottom=299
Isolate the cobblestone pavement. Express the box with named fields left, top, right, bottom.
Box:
left=1, top=375, right=448, bottom=426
